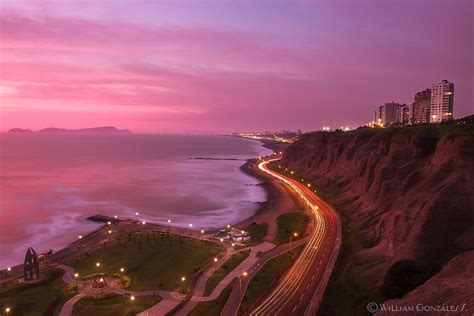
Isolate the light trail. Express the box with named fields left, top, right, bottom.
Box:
left=250, top=158, right=339, bottom=315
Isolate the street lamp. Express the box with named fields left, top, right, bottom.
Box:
left=5, top=307, right=11, bottom=316
left=240, top=271, right=248, bottom=292
left=181, top=276, right=186, bottom=282
left=142, top=221, right=146, bottom=225
left=120, top=267, right=125, bottom=273
left=214, top=257, right=218, bottom=262
left=107, top=221, right=111, bottom=225
left=96, top=262, right=101, bottom=279
left=108, top=230, right=112, bottom=234
left=290, top=232, right=299, bottom=247
left=231, top=243, right=235, bottom=247
left=189, top=223, right=193, bottom=228
left=6, top=267, right=11, bottom=282
left=74, top=272, right=79, bottom=287
left=130, top=295, right=135, bottom=313
left=226, top=224, right=230, bottom=229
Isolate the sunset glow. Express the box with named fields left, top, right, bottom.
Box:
left=1, top=1, right=472, bottom=133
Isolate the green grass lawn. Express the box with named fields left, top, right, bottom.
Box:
left=243, top=223, right=268, bottom=246
left=204, top=250, right=250, bottom=296
left=189, top=279, right=237, bottom=316
left=0, top=268, right=77, bottom=316
left=274, top=212, right=309, bottom=245
left=239, top=245, right=304, bottom=314
left=73, top=293, right=161, bottom=316
left=71, top=232, right=221, bottom=293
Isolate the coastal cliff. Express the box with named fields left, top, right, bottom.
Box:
left=279, top=122, right=474, bottom=314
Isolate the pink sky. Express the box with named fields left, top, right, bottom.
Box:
left=0, top=1, right=472, bottom=133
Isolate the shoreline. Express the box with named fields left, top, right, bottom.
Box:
left=0, top=139, right=281, bottom=272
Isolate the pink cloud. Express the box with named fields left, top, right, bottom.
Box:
left=0, top=2, right=472, bottom=133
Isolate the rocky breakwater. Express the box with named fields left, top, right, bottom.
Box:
left=279, top=122, right=474, bottom=314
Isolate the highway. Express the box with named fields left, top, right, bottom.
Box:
left=248, top=158, right=341, bottom=316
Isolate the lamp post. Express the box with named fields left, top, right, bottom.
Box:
left=99, top=277, right=104, bottom=297
left=74, top=272, right=79, bottom=287
left=130, top=295, right=135, bottom=313
left=200, top=230, right=205, bottom=240
left=5, top=307, right=11, bottom=316
left=78, top=235, right=83, bottom=249
left=240, top=271, right=248, bottom=294
left=6, top=267, right=11, bottom=282
left=167, top=219, right=171, bottom=231
left=290, top=232, right=298, bottom=247
left=96, top=262, right=101, bottom=279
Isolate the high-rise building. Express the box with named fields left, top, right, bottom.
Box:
left=411, top=89, right=431, bottom=124
left=398, top=104, right=411, bottom=124
left=377, top=102, right=401, bottom=126
left=430, top=80, right=454, bottom=123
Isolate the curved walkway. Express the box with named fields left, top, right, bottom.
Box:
left=57, top=263, right=185, bottom=316
left=176, top=242, right=275, bottom=315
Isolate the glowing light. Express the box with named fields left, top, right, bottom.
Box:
left=108, top=230, right=112, bottom=234
left=79, top=235, right=83, bottom=239
left=74, top=273, right=79, bottom=278
left=181, top=276, right=186, bottom=281
left=131, top=296, right=135, bottom=301
left=214, top=257, right=218, bottom=262
left=96, top=262, right=101, bottom=267
left=142, top=221, right=146, bottom=225
left=242, top=271, right=248, bottom=277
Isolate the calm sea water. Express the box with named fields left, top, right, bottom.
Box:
left=0, top=134, right=272, bottom=267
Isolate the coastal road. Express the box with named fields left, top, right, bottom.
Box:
left=247, top=159, right=341, bottom=316
left=221, top=236, right=309, bottom=316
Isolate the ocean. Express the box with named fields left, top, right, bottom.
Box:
left=0, top=134, right=272, bottom=267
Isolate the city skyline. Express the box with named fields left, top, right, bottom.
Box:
left=1, top=1, right=472, bottom=133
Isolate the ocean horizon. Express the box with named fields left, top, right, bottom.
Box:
left=0, top=134, right=272, bottom=267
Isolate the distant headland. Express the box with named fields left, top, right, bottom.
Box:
left=7, top=126, right=132, bottom=134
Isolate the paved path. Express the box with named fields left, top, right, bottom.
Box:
left=59, top=293, right=87, bottom=316
left=57, top=263, right=185, bottom=316
left=176, top=242, right=276, bottom=315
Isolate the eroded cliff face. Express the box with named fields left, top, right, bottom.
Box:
left=280, top=126, right=474, bottom=301
left=376, top=251, right=474, bottom=316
